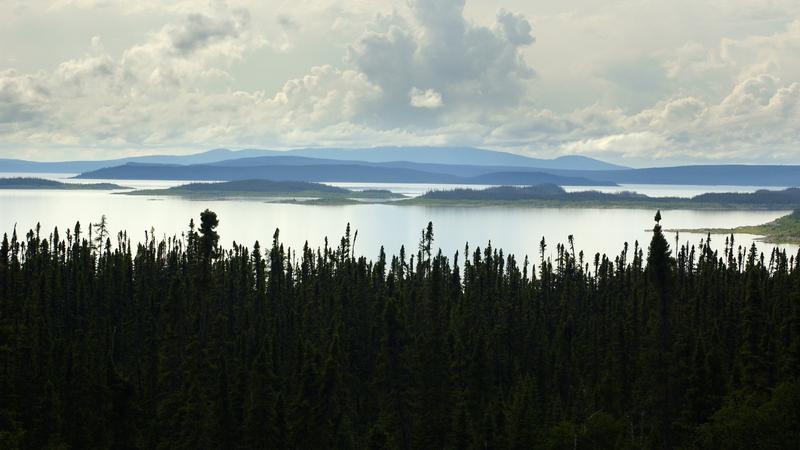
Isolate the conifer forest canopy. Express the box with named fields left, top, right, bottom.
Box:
left=1, top=209, right=799, bottom=449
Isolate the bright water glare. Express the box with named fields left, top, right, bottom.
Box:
left=1, top=181, right=796, bottom=262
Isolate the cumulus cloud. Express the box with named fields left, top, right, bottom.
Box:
left=119, top=8, right=263, bottom=87
left=266, top=65, right=383, bottom=128
left=718, top=74, right=781, bottom=116
left=346, top=0, right=535, bottom=123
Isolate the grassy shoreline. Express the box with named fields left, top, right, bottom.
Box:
left=666, top=211, right=800, bottom=244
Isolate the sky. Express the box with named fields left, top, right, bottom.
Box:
left=1, top=0, right=799, bottom=166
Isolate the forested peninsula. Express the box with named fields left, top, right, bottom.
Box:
left=667, top=209, right=800, bottom=244
left=404, top=184, right=800, bottom=210
left=1, top=211, right=798, bottom=448
left=0, top=177, right=126, bottom=190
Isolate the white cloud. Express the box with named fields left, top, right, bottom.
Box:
left=409, top=87, right=443, bottom=109
left=266, top=65, right=383, bottom=128
left=560, top=132, right=672, bottom=158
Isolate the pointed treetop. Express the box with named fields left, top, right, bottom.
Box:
left=655, top=210, right=662, bottom=223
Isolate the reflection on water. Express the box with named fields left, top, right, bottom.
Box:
left=1, top=188, right=796, bottom=261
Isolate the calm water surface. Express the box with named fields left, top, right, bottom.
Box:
left=2, top=173, right=787, bottom=198
left=1, top=186, right=796, bottom=261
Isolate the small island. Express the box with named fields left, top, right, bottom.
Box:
left=123, top=179, right=406, bottom=202
left=0, top=177, right=127, bottom=190
left=402, top=184, right=800, bottom=210
left=666, top=210, right=800, bottom=244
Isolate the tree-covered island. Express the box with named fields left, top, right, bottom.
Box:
left=0, top=177, right=127, bottom=190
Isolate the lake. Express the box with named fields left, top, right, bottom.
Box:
left=1, top=176, right=797, bottom=261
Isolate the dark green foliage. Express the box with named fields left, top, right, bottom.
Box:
left=0, top=210, right=799, bottom=449
left=198, top=209, right=219, bottom=261
left=696, top=382, right=800, bottom=449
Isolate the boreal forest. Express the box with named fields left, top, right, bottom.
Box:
left=1, top=210, right=798, bottom=449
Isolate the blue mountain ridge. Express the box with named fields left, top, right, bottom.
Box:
left=0, top=147, right=626, bottom=173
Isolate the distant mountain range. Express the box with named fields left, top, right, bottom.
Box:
left=0, top=146, right=626, bottom=173
left=3, top=147, right=800, bottom=187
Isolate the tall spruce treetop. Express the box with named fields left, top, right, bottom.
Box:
left=647, top=210, right=673, bottom=283
left=199, top=209, right=220, bottom=260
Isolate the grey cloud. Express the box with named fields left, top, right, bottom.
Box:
left=347, top=0, right=535, bottom=125
left=276, top=14, right=298, bottom=30
left=0, top=72, right=46, bottom=125
left=0, top=95, right=38, bottom=124
left=409, top=0, right=466, bottom=35
left=496, top=9, right=535, bottom=46
left=170, top=10, right=249, bottom=55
